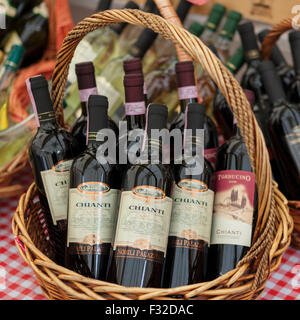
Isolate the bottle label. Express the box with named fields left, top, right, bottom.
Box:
left=113, top=186, right=172, bottom=262
left=204, top=147, right=218, bottom=170
left=125, top=101, right=145, bottom=116
left=210, top=170, right=255, bottom=247
left=41, top=159, right=73, bottom=225
left=96, top=76, right=120, bottom=111
left=178, top=85, right=198, bottom=100
left=245, top=49, right=260, bottom=61
left=4, top=31, right=22, bottom=54
left=169, top=180, right=214, bottom=248
left=286, top=125, right=300, bottom=176
left=143, top=82, right=148, bottom=95
left=79, top=87, right=98, bottom=103
left=1, top=1, right=17, bottom=18
left=67, top=184, right=120, bottom=255
left=33, top=2, right=49, bottom=18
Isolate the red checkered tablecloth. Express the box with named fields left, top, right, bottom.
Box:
left=0, top=165, right=299, bottom=300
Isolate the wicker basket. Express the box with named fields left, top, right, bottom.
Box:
left=12, top=9, right=294, bottom=300
left=0, top=0, right=73, bottom=199
left=261, top=17, right=300, bottom=250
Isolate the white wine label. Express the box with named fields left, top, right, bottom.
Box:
left=33, top=2, right=49, bottom=18
left=67, top=40, right=98, bottom=83
left=96, top=76, right=120, bottom=112
left=67, top=184, right=120, bottom=254
left=210, top=170, right=255, bottom=247
left=4, top=31, right=22, bottom=54
left=0, top=1, right=17, bottom=18
left=113, top=186, right=172, bottom=261
left=41, top=159, right=73, bottom=225
left=169, top=180, right=214, bottom=247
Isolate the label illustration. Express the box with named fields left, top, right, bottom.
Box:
left=67, top=184, right=120, bottom=255
left=169, top=180, right=214, bottom=248
left=41, top=160, right=73, bottom=225
left=113, top=187, right=172, bottom=262
left=210, top=170, right=255, bottom=247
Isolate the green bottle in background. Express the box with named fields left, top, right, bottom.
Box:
left=215, top=10, right=243, bottom=62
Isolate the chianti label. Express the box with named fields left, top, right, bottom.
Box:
left=169, top=179, right=214, bottom=248
left=113, top=186, right=172, bottom=262
left=67, top=183, right=120, bottom=255
left=40, top=159, right=73, bottom=225
left=210, top=170, right=255, bottom=247
left=178, top=85, right=198, bottom=100
left=286, top=125, right=300, bottom=176
left=204, top=147, right=218, bottom=170
left=125, top=101, right=146, bottom=116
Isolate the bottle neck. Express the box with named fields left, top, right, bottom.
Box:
left=78, top=86, right=98, bottom=116
left=37, top=112, right=57, bottom=130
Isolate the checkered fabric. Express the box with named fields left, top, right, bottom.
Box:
left=0, top=165, right=299, bottom=300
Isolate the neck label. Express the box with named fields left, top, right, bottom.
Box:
left=125, top=101, right=146, bottom=116
left=178, top=86, right=198, bottom=100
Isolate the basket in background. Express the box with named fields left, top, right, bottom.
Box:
left=0, top=0, right=73, bottom=199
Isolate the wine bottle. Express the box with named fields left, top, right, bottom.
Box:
left=214, top=10, right=242, bottom=62
left=0, top=0, right=42, bottom=41
left=164, top=103, right=214, bottom=287
left=201, top=3, right=226, bottom=46
left=27, top=75, right=80, bottom=265
left=97, top=0, right=112, bottom=11
left=170, top=61, right=219, bottom=169
left=98, top=28, right=158, bottom=121
left=70, top=62, right=118, bottom=153
left=287, top=31, right=300, bottom=104
left=207, top=115, right=258, bottom=280
left=258, top=61, right=300, bottom=200
left=258, top=29, right=295, bottom=92
left=1, top=1, right=49, bottom=67
left=123, top=58, right=148, bottom=105
left=66, top=95, right=121, bottom=280
left=188, top=21, right=205, bottom=38
left=107, top=104, right=173, bottom=287
left=213, top=46, right=245, bottom=140
left=67, top=1, right=139, bottom=84
left=238, top=22, right=268, bottom=112
left=0, top=44, right=24, bottom=131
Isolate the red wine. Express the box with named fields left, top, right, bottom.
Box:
left=238, top=22, right=269, bottom=116
left=71, top=62, right=118, bottom=153
left=213, top=47, right=245, bottom=140
left=207, top=117, right=258, bottom=280
left=107, top=104, right=173, bottom=287
left=27, top=75, right=80, bottom=265
left=287, top=31, right=300, bottom=104
left=66, top=95, right=121, bottom=279
left=170, top=61, right=219, bottom=169
left=258, top=29, right=295, bottom=92
left=163, top=103, right=214, bottom=287
left=258, top=61, right=300, bottom=201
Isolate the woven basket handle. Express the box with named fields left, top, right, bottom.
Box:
left=154, top=0, right=192, bottom=62
left=51, top=9, right=273, bottom=232
left=261, top=18, right=292, bottom=60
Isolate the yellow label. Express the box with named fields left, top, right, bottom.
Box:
left=113, top=189, right=172, bottom=257
left=41, top=160, right=73, bottom=225
left=170, top=181, right=214, bottom=245
left=67, top=186, right=120, bottom=247
left=4, top=31, right=22, bottom=54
